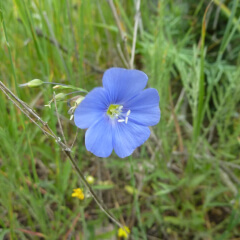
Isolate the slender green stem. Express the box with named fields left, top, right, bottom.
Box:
left=80, top=207, right=88, bottom=239
left=129, top=156, right=147, bottom=240
left=193, top=2, right=212, bottom=144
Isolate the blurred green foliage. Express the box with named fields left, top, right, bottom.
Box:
left=0, top=0, right=240, bottom=239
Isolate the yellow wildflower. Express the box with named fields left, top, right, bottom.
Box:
left=118, top=226, right=130, bottom=239
left=71, top=188, right=84, bottom=200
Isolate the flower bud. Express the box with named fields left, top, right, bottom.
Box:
left=68, top=96, right=85, bottom=120
left=54, top=93, right=67, bottom=101
left=124, top=185, right=137, bottom=195
left=19, top=79, right=44, bottom=88
left=52, top=84, right=88, bottom=93
left=86, top=175, right=95, bottom=185
left=53, top=85, right=61, bottom=89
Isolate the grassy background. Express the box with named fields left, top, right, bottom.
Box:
left=1, top=0, right=240, bottom=239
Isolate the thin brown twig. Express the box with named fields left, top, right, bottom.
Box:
left=0, top=82, right=57, bottom=139
left=0, top=84, right=54, bottom=139
left=0, top=80, right=124, bottom=230
left=107, top=0, right=130, bottom=68
left=64, top=213, right=81, bottom=240
left=17, top=229, right=46, bottom=239
left=117, top=43, right=129, bottom=68
left=107, top=0, right=126, bottom=44
left=130, top=0, right=141, bottom=69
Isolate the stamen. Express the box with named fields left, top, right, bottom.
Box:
left=124, top=110, right=131, bottom=123
left=107, top=104, right=131, bottom=124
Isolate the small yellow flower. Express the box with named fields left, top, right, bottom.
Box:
left=118, top=226, right=130, bottom=239
left=71, top=188, right=84, bottom=200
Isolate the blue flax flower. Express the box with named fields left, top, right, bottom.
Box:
left=74, top=68, right=160, bottom=158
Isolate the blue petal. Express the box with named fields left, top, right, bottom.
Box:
left=74, top=87, right=110, bottom=129
left=125, top=88, right=160, bottom=126
left=102, top=68, right=148, bottom=104
left=85, top=116, right=113, bottom=157
left=113, top=121, right=150, bottom=158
